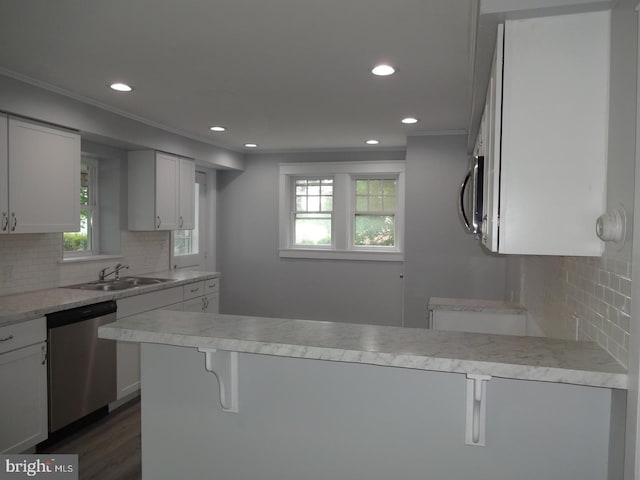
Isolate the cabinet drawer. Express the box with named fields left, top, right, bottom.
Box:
left=0, top=317, right=46, bottom=354
left=183, top=281, right=205, bottom=301
left=204, top=277, right=219, bottom=294
left=117, top=286, right=183, bottom=318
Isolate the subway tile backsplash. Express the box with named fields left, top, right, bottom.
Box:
left=519, top=255, right=631, bottom=369
left=0, top=231, right=170, bottom=297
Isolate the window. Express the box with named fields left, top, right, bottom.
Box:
left=354, top=178, right=397, bottom=247
left=64, top=157, right=98, bottom=257
left=174, top=182, right=200, bottom=256
left=279, top=161, right=404, bottom=261
left=293, top=178, right=333, bottom=246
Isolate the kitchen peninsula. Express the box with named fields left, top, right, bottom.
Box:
left=99, top=311, right=627, bottom=480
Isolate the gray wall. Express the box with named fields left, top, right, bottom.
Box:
left=217, top=150, right=406, bottom=326
left=217, top=138, right=508, bottom=327
left=0, top=74, right=243, bottom=170
left=403, top=134, right=508, bottom=328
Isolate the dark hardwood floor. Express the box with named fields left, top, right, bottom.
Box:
left=40, top=399, right=141, bottom=480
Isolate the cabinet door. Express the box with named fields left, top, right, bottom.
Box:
left=499, top=12, right=608, bottom=255
left=0, top=342, right=48, bottom=453
left=183, top=296, right=207, bottom=312
left=8, top=118, right=80, bottom=233
left=206, top=293, right=219, bottom=313
left=481, top=24, right=503, bottom=252
left=116, top=288, right=183, bottom=400
left=155, top=152, right=179, bottom=230
left=179, top=158, right=195, bottom=230
left=0, top=115, right=7, bottom=234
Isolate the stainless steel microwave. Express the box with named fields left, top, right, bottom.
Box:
left=459, top=155, right=484, bottom=237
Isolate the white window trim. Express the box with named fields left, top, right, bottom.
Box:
left=63, top=156, right=99, bottom=259
left=279, top=161, right=405, bottom=261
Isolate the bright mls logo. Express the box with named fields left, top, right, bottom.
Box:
left=0, top=455, right=78, bottom=479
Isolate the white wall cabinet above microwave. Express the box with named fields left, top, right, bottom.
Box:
left=128, top=151, right=195, bottom=231
left=0, top=115, right=80, bottom=234
left=478, top=11, right=609, bottom=256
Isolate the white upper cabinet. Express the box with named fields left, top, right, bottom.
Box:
left=480, top=11, right=609, bottom=256
left=154, top=152, right=180, bottom=230
left=1, top=115, right=80, bottom=234
left=128, top=151, right=195, bottom=231
left=0, top=115, right=7, bottom=232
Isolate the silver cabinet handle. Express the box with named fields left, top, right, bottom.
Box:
left=1, top=212, right=7, bottom=231
left=11, top=212, right=17, bottom=232
left=156, top=215, right=161, bottom=229
left=201, top=297, right=206, bottom=311
left=0, top=334, right=14, bottom=342
left=208, top=283, right=216, bottom=289
left=190, top=288, right=199, bottom=293
left=458, top=168, right=473, bottom=233
left=41, top=343, right=47, bottom=365
left=204, top=297, right=209, bottom=309
left=179, top=216, right=184, bottom=228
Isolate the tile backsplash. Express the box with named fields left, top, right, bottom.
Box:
left=517, top=254, right=631, bottom=369
left=0, top=231, right=170, bottom=296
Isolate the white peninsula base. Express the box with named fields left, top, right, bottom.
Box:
left=140, top=343, right=623, bottom=480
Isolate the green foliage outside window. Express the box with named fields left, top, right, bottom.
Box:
left=354, top=215, right=395, bottom=246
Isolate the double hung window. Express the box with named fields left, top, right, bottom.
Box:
left=279, top=161, right=404, bottom=261
left=293, top=178, right=333, bottom=246
left=63, top=157, right=98, bottom=257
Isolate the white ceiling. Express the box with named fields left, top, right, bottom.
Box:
left=0, top=0, right=475, bottom=152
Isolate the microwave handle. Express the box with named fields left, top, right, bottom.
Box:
left=459, top=168, right=473, bottom=233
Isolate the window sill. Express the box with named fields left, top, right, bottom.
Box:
left=279, top=248, right=403, bottom=262
left=59, top=254, right=123, bottom=264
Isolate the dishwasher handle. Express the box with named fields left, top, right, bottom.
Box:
left=47, top=301, right=117, bottom=329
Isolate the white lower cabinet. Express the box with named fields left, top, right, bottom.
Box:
left=115, top=287, right=183, bottom=400
left=115, top=278, right=220, bottom=399
left=0, top=318, right=47, bottom=453
left=182, top=279, right=219, bottom=313
left=182, top=293, right=218, bottom=313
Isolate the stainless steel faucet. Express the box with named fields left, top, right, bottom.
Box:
left=99, top=263, right=130, bottom=281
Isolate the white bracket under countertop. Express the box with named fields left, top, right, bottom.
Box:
left=465, top=374, right=491, bottom=446
left=198, top=348, right=239, bottom=413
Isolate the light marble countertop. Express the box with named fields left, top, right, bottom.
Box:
left=0, top=270, right=220, bottom=327
left=428, top=297, right=527, bottom=314
left=98, top=310, right=627, bottom=390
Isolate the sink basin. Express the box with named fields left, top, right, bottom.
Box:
left=120, top=276, right=171, bottom=286
left=65, top=277, right=172, bottom=291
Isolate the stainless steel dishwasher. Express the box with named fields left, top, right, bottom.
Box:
left=46, top=301, right=117, bottom=433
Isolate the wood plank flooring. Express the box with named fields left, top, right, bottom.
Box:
left=40, top=399, right=141, bottom=480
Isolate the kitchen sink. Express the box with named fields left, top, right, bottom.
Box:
left=65, top=276, right=172, bottom=291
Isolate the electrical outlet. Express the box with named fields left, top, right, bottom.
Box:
left=571, top=312, right=580, bottom=340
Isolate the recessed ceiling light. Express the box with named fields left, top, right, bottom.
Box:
left=371, top=64, right=395, bottom=76
left=109, top=82, right=134, bottom=92
left=210, top=126, right=226, bottom=132
left=401, top=117, right=419, bottom=124
left=365, top=139, right=380, bottom=145
left=244, top=143, right=258, bottom=148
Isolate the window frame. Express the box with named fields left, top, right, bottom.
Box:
left=63, top=156, right=99, bottom=258
left=350, top=175, right=399, bottom=252
left=279, top=161, right=405, bottom=261
left=291, top=176, right=335, bottom=249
